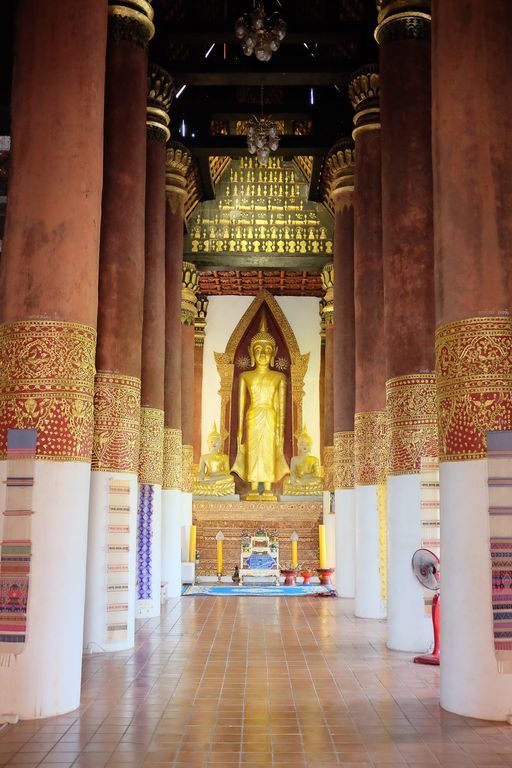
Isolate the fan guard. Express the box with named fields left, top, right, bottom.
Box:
left=412, top=548, right=440, bottom=591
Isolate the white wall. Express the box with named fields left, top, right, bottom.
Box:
left=201, top=295, right=321, bottom=457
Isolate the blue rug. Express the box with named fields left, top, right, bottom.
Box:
left=182, top=584, right=334, bottom=596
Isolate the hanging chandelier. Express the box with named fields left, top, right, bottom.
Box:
left=235, top=2, right=287, bottom=62
left=246, top=85, right=280, bottom=165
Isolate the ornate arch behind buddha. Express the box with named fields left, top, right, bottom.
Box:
left=214, top=290, right=309, bottom=495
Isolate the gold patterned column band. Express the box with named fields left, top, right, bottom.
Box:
left=194, top=294, right=209, bottom=346
left=146, top=64, right=173, bottom=143
left=181, top=262, right=199, bottom=325
left=349, top=64, right=380, bottom=138
left=436, top=316, right=512, bottom=462
left=323, top=445, right=334, bottom=492
left=163, top=427, right=182, bottom=490
left=92, top=372, right=141, bottom=473
left=108, top=0, right=155, bottom=49
left=386, top=374, right=437, bottom=475
left=375, top=0, right=431, bottom=45
left=320, top=264, right=334, bottom=324
left=354, top=410, right=387, bottom=486
left=182, top=443, right=194, bottom=493
left=0, top=321, right=96, bottom=461
left=138, top=406, right=164, bottom=484
left=334, top=431, right=355, bottom=489
left=327, top=140, right=355, bottom=204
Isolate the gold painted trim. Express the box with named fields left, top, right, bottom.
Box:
left=146, top=106, right=170, bottom=126
left=92, top=372, right=141, bottom=474
left=108, top=6, right=155, bottom=39
left=375, top=10, right=431, bottom=43
left=163, top=427, right=182, bottom=491
left=139, top=407, right=164, bottom=485
left=352, top=123, right=381, bottom=140
left=334, top=430, right=355, bottom=489
left=386, top=373, right=437, bottom=476
left=146, top=120, right=170, bottom=142
left=354, top=410, right=387, bottom=486
left=182, top=444, right=194, bottom=493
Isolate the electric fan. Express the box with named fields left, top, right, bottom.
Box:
left=411, top=548, right=440, bottom=665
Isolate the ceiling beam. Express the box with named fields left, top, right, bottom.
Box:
left=171, top=71, right=350, bottom=86
left=186, top=135, right=335, bottom=157
left=165, top=26, right=365, bottom=46
left=187, top=254, right=330, bottom=271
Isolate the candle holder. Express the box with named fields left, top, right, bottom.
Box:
left=217, top=571, right=223, bottom=583
left=317, top=567, right=335, bottom=586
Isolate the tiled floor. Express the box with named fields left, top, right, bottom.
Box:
left=1, top=596, right=512, bottom=768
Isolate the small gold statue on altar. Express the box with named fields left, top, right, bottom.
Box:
left=193, top=423, right=235, bottom=497
left=231, top=314, right=290, bottom=501
left=282, top=426, right=323, bottom=496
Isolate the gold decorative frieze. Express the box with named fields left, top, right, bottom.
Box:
left=108, top=0, right=155, bottom=49
left=193, top=499, right=323, bottom=522
left=181, top=262, right=199, bottom=325
left=146, top=64, right=173, bottom=143
left=163, top=427, right=182, bottom=491
left=92, top=372, right=141, bottom=473
left=354, top=410, right=387, bottom=486
left=386, top=374, right=437, bottom=475
left=436, top=316, right=512, bottom=462
left=182, top=444, right=194, bottom=493
left=327, top=140, right=355, bottom=202
left=0, top=321, right=96, bottom=462
left=138, top=406, right=164, bottom=485
left=166, top=143, right=191, bottom=211
left=185, top=156, right=333, bottom=261
left=334, top=430, right=355, bottom=489
left=321, top=263, right=334, bottom=324
left=375, top=0, right=431, bottom=45
left=323, top=445, right=334, bottom=492
left=349, top=64, right=380, bottom=138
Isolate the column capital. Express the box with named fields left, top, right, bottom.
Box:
left=348, top=64, right=380, bottom=138
left=166, top=142, right=191, bottom=211
left=108, top=0, right=155, bottom=48
left=321, top=263, right=334, bottom=325
left=375, top=0, right=431, bottom=45
left=182, top=261, right=199, bottom=325
left=147, top=64, right=173, bottom=143
left=194, top=294, right=209, bottom=346
left=327, top=139, right=355, bottom=199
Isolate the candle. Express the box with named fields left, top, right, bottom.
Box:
left=217, top=539, right=223, bottom=574
left=291, top=540, right=298, bottom=568
left=188, top=524, right=197, bottom=564
left=318, top=524, right=327, bottom=569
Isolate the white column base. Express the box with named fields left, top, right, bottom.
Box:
left=135, top=483, right=161, bottom=619
left=335, top=488, right=355, bottom=597
left=441, top=459, right=512, bottom=721
left=84, top=471, right=137, bottom=653
left=323, top=491, right=336, bottom=571
left=355, top=484, right=386, bottom=618
left=161, top=489, right=182, bottom=597
left=386, top=474, right=431, bottom=651
left=181, top=491, right=192, bottom=562
left=0, top=460, right=91, bottom=719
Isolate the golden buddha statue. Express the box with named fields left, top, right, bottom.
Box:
left=193, top=423, right=235, bottom=497
left=282, top=426, right=323, bottom=496
left=231, top=314, right=290, bottom=501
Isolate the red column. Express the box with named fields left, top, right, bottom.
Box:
left=193, top=295, right=209, bottom=463
left=181, top=262, right=199, bottom=492
left=321, top=264, right=334, bottom=491
left=0, top=0, right=107, bottom=717
left=327, top=142, right=355, bottom=491
left=163, top=143, right=191, bottom=492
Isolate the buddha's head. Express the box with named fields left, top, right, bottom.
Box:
left=297, top=426, right=313, bottom=455
left=249, top=313, right=277, bottom=368
left=207, top=422, right=222, bottom=452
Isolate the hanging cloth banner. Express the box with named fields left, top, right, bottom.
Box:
left=0, top=428, right=37, bottom=666
left=488, top=430, right=512, bottom=673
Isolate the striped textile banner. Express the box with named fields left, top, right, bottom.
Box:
left=0, top=428, right=37, bottom=665
left=420, top=456, right=440, bottom=615
left=488, top=430, right=512, bottom=673
left=106, top=479, right=131, bottom=643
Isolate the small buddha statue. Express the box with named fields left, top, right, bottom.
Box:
left=193, top=423, right=235, bottom=497
left=282, top=426, right=323, bottom=496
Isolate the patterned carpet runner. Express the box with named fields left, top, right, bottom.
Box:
left=106, top=479, right=131, bottom=643
left=136, top=483, right=153, bottom=609
left=420, top=456, right=440, bottom=615
left=488, top=430, right=512, bottom=672
left=0, top=428, right=37, bottom=665
left=183, top=584, right=334, bottom=596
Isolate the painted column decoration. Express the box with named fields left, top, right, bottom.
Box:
left=85, top=0, right=154, bottom=653
left=136, top=64, right=173, bottom=619
left=432, top=0, right=512, bottom=720
left=161, top=142, right=191, bottom=596
left=321, top=263, right=334, bottom=493
left=375, top=0, right=437, bottom=653
left=350, top=64, right=387, bottom=619
left=194, top=294, right=209, bottom=463
left=318, top=299, right=326, bottom=463
left=0, top=0, right=107, bottom=717
left=327, top=140, right=356, bottom=597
